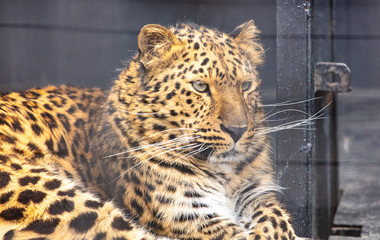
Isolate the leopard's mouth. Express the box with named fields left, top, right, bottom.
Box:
left=192, top=143, right=215, bottom=161
left=191, top=142, right=247, bottom=163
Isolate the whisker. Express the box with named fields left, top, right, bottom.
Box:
left=261, top=97, right=323, bottom=107
left=259, top=108, right=313, bottom=123
left=103, top=134, right=197, bottom=158
left=116, top=108, right=159, bottom=116
left=146, top=128, right=198, bottom=139
left=256, top=101, right=331, bottom=135
left=109, top=143, right=202, bottom=183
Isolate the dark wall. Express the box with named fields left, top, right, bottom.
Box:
left=0, top=0, right=277, bottom=93
left=334, top=0, right=380, bottom=89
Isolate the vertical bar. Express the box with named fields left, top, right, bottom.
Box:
left=313, top=0, right=339, bottom=238
left=276, top=0, right=314, bottom=238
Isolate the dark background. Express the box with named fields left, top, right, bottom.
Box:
left=1, top=1, right=379, bottom=93
left=0, top=0, right=277, bottom=92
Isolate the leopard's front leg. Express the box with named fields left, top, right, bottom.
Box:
left=237, top=193, right=297, bottom=240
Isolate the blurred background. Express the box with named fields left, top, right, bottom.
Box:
left=0, top=0, right=379, bottom=239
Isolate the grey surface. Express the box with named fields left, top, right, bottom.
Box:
left=330, top=90, right=380, bottom=239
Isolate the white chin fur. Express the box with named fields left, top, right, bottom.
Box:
left=208, top=151, right=246, bottom=164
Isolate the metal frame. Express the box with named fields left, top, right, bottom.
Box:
left=276, top=1, right=351, bottom=238
left=276, top=0, right=314, bottom=237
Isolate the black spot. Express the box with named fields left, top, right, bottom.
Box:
left=22, top=218, right=60, bottom=234
left=74, top=119, right=85, bottom=128
left=41, top=112, right=57, bottom=129
left=11, top=120, right=24, bottom=133
left=134, top=187, right=143, bottom=197
left=154, top=82, right=161, bottom=92
left=67, top=105, right=77, bottom=114
left=270, top=216, right=278, bottom=228
left=166, top=92, right=174, bottom=100
left=149, top=158, right=195, bottom=175
left=69, top=212, right=98, bottom=233
left=156, top=195, right=173, bottom=204
left=254, top=235, right=261, bottom=240
left=257, top=215, right=267, bottom=223
left=241, top=182, right=259, bottom=195
left=43, top=103, right=53, bottom=110
left=146, top=220, right=163, bottom=231
left=201, top=58, right=209, bottom=66
left=30, top=168, right=48, bottom=173
left=10, top=163, right=22, bottom=170
left=64, top=170, right=74, bottom=179
left=85, top=200, right=104, bottom=209
left=112, top=238, right=126, bottom=240
left=31, top=123, right=43, bottom=136
left=130, top=199, right=144, bottom=215
left=0, top=191, right=14, bottom=204
left=194, top=42, right=200, bottom=50
left=0, top=154, right=10, bottom=163
left=17, top=190, right=46, bottom=205
left=56, top=136, right=69, bottom=157
left=273, top=208, right=283, bottom=217
left=175, top=82, right=181, bottom=89
left=26, top=111, right=37, bottom=121
left=170, top=110, right=178, bottom=116
left=111, top=216, right=133, bottom=231
left=280, top=220, right=288, bottom=232
left=57, top=189, right=76, bottom=197
left=0, top=207, right=24, bottom=220
left=19, top=176, right=40, bottom=186
left=0, top=133, right=16, bottom=144
left=57, top=113, right=71, bottom=133
left=0, top=171, right=11, bottom=189
left=130, top=172, right=141, bottom=185
left=170, top=121, right=180, bottom=127
left=251, top=210, right=263, bottom=219
left=45, top=138, right=54, bottom=152
left=94, top=232, right=107, bottom=240
left=3, top=230, right=15, bottom=240
left=186, top=99, right=192, bottom=104
left=29, top=238, right=48, bottom=240
left=174, top=213, right=199, bottom=222
left=184, top=191, right=203, bottom=198
left=44, top=179, right=62, bottom=190
left=153, top=124, right=167, bottom=132
left=48, top=199, right=75, bottom=215
left=146, top=183, right=155, bottom=191
left=27, top=142, right=44, bottom=159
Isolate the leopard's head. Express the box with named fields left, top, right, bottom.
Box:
left=110, top=21, right=267, bottom=165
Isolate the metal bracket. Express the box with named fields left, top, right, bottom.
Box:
left=314, top=62, right=351, bottom=92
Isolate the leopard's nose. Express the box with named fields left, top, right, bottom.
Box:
left=220, top=124, right=247, bottom=143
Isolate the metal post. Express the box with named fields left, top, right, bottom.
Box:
left=276, top=0, right=314, bottom=238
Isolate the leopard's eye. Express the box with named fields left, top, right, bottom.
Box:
left=192, top=81, right=209, bottom=93
left=241, top=81, right=252, bottom=92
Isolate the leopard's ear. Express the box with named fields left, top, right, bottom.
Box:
left=138, top=24, right=179, bottom=66
left=229, top=20, right=260, bottom=43
left=229, top=20, right=263, bottom=65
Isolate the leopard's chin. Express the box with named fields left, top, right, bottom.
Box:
left=208, top=149, right=247, bottom=164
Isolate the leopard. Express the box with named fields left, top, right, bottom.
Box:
left=0, top=20, right=298, bottom=240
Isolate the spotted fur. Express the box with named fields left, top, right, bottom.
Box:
left=0, top=21, right=297, bottom=240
